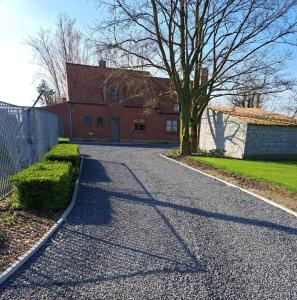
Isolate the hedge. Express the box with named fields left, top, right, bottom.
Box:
left=44, top=144, right=79, bottom=170
left=12, top=161, right=73, bottom=211
left=58, top=137, right=70, bottom=144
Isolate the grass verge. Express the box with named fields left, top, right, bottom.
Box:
left=165, top=152, right=297, bottom=212
left=190, top=157, right=297, bottom=194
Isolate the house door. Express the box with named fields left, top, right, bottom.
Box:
left=110, top=117, right=120, bottom=141
left=58, top=116, right=64, bottom=137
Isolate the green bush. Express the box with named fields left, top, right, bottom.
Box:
left=167, top=147, right=180, bottom=157
left=58, top=137, right=70, bottom=144
left=11, top=161, right=73, bottom=211
left=44, top=144, right=79, bottom=170
left=208, top=148, right=226, bottom=158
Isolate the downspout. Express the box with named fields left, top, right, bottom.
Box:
left=68, top=102, right=73, bottom=139
left=65, top=64, right=73, bottom=139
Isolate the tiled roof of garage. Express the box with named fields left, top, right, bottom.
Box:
left=208, top=106, right=297, bottom=126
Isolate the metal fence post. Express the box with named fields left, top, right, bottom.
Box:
left=26, top=108, right=35, bottom=165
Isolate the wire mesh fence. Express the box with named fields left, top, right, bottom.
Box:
left=0, top=101, right=58, bottom=199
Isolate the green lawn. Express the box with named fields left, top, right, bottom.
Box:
left=190, top=156, right=297, bottom=193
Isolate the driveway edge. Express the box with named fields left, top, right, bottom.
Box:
left=160, top=154, right=297, bottom=218
left=0, top=156, right=84, bottom=286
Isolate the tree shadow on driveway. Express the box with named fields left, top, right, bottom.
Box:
left=80, top=158, right=297, bottom=236
left=1, top=155, right=297, bottom=297
left=120, top=161, right=297, bottom=236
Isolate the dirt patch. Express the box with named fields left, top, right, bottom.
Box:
left=167, top=154, right=297, bottom=213
left=0, top=195, right=61, bottom=273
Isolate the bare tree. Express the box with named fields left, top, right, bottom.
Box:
left=228, top=51, right=295, bottom=109
left=93, top=0, right=297, bottom=154
left=27, top=14, right=94, bottom=102
left=285, top=89, right=297, bottom=118
left=229, top=79, right=272, bottom=109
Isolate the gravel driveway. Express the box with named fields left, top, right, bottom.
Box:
left=1, top=144, right=297, bottom=299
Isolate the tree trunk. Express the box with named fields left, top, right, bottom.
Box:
left=189, top=104, right=198, bottom=153
left=179, top=93, right=191, bottom=156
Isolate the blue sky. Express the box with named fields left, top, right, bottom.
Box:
left=0, top=0, right=297, bottom=108
left=0, top=0, right=99, bottom=106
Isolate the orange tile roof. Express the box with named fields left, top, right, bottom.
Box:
left=66, top=63, right=175, bottom=108
left=208, top=106, right=297, bottom=126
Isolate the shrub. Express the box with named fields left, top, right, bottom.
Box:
left=208, top=148, right=226, bottom=158
left=44, top=144, right=79, bottom=170
left=58, top=137, right=70, bottom=144
left=11, top=161, right=73, bottom=211
left=167, top=147, right=180, bottom=157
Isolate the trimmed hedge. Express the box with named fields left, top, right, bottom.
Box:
left=12, top=161, right=73, bottom=211
left=58, top=137, right=70, bottom=144
left=44, top=144, right=79, bottom=170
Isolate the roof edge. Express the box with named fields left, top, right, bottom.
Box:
left=66, top=62, right=151, bottom=76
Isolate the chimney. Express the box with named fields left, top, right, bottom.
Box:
left=201, top=68, right=208, bottom=83
left=98, top=60, right=106, bottom=68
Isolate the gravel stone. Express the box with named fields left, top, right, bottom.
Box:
left=0, top=144, right=296, bottom=299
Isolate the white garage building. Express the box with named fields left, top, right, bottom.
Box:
left=199, top=106, right=297, bottom=159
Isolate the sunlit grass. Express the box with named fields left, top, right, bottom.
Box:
left=190, top=157, right=297, bottom=193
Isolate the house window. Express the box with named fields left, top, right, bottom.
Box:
left=166, top=120, right=178, bottom=133
left=96, top=117, right=104, bottom=126
left=173, top=103, right=180, bottom=113
left=84, top=116, right=92, bottom=125
left=110, top=88, right=119, bottom=101
left=133, top=119, right=145, bottom=131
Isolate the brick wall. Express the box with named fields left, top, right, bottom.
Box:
left=43, top=102, right=70, bottom=137
left=44, top=102, right=179, bottom=142
left=199, top=108, right=248, bottom=158
left=244, top=125, right=297, bottom=158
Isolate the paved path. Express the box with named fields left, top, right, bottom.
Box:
left=1, top=144, right=297, bottom=299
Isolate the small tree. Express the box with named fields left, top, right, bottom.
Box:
left=36, top=80, right=56, bottom=105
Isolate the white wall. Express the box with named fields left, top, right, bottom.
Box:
left=199, top=108, right=248, bottom=158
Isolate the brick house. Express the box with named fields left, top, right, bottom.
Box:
left=199, top=106, right=297, bottom=159
left=44, top=62, right=180, bottom=142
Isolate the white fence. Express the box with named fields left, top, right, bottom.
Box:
left=0, top=101, right=58, bottom=199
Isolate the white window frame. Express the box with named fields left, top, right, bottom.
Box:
left=166, top=120, right=178, bottom=133
left=173, top=103, right=180, bottom=113
left=133, top=119, right=146, bottom=131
